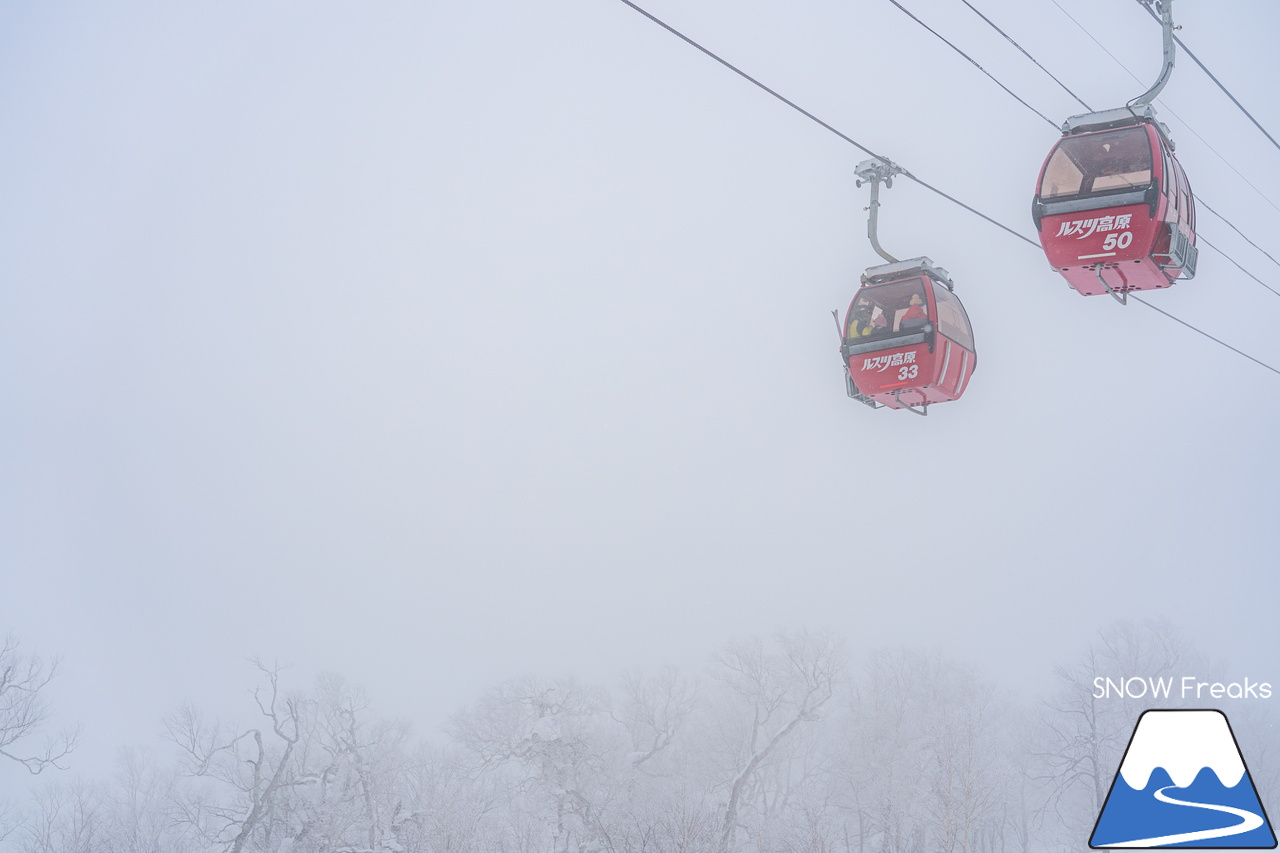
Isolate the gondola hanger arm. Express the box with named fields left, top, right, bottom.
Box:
left=855, top=157, right=905, bottom=264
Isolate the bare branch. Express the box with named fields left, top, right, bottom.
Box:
left=0, top=636, right=76, bottom=774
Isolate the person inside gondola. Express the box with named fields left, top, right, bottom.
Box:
left=899, top=292, right=928, bottom=330
left=847, top=303, right=876, bottom=338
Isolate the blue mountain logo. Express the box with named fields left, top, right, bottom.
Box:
left=1090, top=709, right=1277, bottom=848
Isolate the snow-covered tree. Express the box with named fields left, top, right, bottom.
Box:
left=834, top=649, right=1016, bottom=853
left=13, top=780, right=102, bottom=853
left=449, top=675, right=622, bottom=852
left=0, top=637, right=74, bottom=775
left=700, top=630, right=846, bottom=853
left=1035, top=620, right=1195, bottom=847
left=165, top=662, right=308, bottom=853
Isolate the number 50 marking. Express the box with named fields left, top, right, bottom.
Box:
left=1103, top=231, right=1133, bottom=251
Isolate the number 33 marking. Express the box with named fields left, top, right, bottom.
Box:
left=898, top=364, right=919, bottom=380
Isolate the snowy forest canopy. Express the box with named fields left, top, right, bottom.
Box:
left=1, top=622, right=1276, bottom=853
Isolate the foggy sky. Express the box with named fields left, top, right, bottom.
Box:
left=2, top=0, right=1278, bottom=790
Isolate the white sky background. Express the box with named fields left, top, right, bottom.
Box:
left=2, top=0, right=1279, bottom=787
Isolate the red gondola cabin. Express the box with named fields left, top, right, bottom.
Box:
left=1033, top=107, right=1197, bottom=298
left=841, top=258, right=976, bottom=413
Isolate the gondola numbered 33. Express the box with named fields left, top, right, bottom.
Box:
left=841, top=258, right=976, bottom=415
left=839, top=157, right=977, bottom=415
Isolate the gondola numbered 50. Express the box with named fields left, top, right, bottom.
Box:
left=841, top=258, right=976, bottom=415
left=1033, top=107, right=1196, bottom=301
left=1031, top=0, right=1196, bottom=303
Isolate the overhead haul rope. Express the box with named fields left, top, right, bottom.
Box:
left=1054, top=0, right=1280, bottom=242
left=1197, top=236, right=1280, bottom=298
left=882, top=0, right=1057, bottom=128
left=1135, top=0, right=1280, bottom=156
left=1044, top=0, right=1280, bottom=221
left=906, top=0, right=1280, bottom=295
left=989, top=0, right=1280, bottom=290
left=1197, top=198, right=1280, bottom=272
left=1132, top=294, right=1280, bottom=376
left=613, top=0, right=1037, bottom=249
left=955, top=0, right=1280, bottom=296
left=958, top=0, right=1091, bottom=112
left=612, top=0, right=1280, bottom=378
